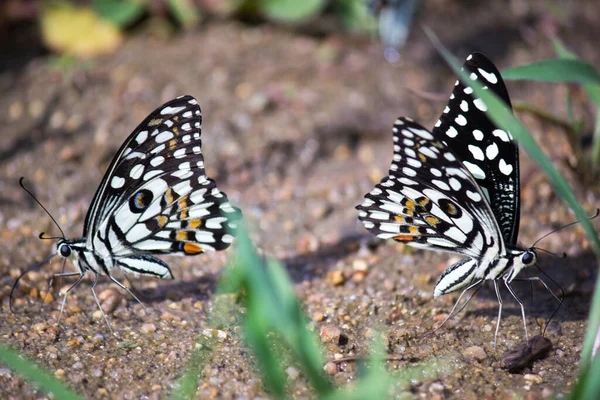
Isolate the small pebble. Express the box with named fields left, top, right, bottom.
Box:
left=72, top=362, right=84, bottom=370
left=286, top=367, right=300, bottom=380
left=383, top=279, right=395, bottom=291
left=319, top=325, right=342, bottom=343
left=92, top=334, right=105, bottom=344
left=544, top=321, right=561, bottom=336
left=327, top=271, right=345, bottom=286
left=462, top=346, right=487, bottom=361
left=429, top=382, right=444, bottom=394
left=312, top=311, right=325, bottom=322
left=524, top=374, right=543, bottom=384
left=82, top=342, right=95, bottom=352
left=141, top=323, right=157, bottom=334
left=323, top=361, right=338, bottom=375
left=55, top=369, right=65, bottom=379
left=99, top=289, right=122, bottom=314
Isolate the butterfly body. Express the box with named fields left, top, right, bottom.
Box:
left=357, top=53, right=538, bottom=343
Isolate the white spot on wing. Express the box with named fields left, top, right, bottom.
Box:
left=463, top=161, right=486, bottom=179
left=455, top=114, right=467, bottom=126
left=161, top=106, right=186, bottom=115
left=446, top=126, right=458, bottom=138
left=486, top=143, right=499, bottom=160
left=468, top=144, right=485, bottom=161
left=156, top=131, right=174, bottom=143
left=499, top=158, right=514, bottom=175
left=473, top=98, right=487, bottom=111
left=136, top=131, right=148, bottom=144
left=129, top=164, right=144, bottom=179
left=492, top=129, right=510, bottom=142
left=478, top=68, right=498, bottom=84
left=111, top=176, right=125, bottom=188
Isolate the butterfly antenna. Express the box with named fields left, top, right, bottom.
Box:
left=9, top=254, right=56, bottom=313
left=534, top=247, right=567, bottom=259
left=531, top=208, right=600, bottom=248
left=19, top=177, right=65, bottom=239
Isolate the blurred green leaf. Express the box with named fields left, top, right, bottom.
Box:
left=569, top=351, right=600, bottom=400
left=552, top=37, right=578, bottom=60
left=168, top=0, right=201, bottom=29
left=93, top=0, right=147, bottom=28
left=335, top=0, right=377, bottom=31
left=232, top=225, right=333, bottom=397
left=502, top=59, right=600, bottom=86
left=0, top=343, right=83, bottom=400
left=260, top=0, right=325, bottom=23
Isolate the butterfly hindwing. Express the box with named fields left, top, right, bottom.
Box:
left=433, top=52, right=519, bottom=245
left=356, top=118, right=503, bottom=259
left=86, top=95, right=241, bottom=257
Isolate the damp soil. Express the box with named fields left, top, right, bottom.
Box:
left=1, top=1, right=600, bottom=399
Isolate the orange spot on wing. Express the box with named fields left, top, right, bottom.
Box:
left=180, top=210, right=189, bottom=219
left=178, top=197, right=188, bottom=210
left=176, top=230, right=187, bottom=241
left=393, top=235, right=414, bottom=241
left=418, top=153, right=426, bottom=162
left=425, top=216, right=439, bottom=226
left=155, top=215, right=168, bottom=228
left=169, top=139, right=178, bottom=150
left=186, top=219, right=202, bottom=229
left=394, top=215, right=404, bottom=223
left=408, top=226, right=419, bottom=234
left=183, top=243, right=203, bottom=254
left=164, top=188, right=174, bottom=205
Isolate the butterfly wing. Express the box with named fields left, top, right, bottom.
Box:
left=433, top=52, right=519, bottom=245
left=356, top=118, right=505, bottom=260
left=84, top=95, right=241, bottom=258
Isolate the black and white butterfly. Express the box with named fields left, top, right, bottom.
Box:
left=13, top=95, right=241, bottom=329
left=356, top=53, right=550, bottom=345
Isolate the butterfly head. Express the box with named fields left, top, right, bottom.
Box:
left=55, top=239, right=84, bottom=260
left=506, top=247, right=538, bottom=282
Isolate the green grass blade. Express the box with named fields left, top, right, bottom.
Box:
left=0, top=343, right=83, bottom=400
left=424, top=27, right=600, bottom=370
left=231, top=224, right=333, bottom=396
left=93, top=0, right=146, bottom=28
left=568, top=350, right=600, bottom=400
left=502, top=59, right=600, bottom=85
left=259, top=0, right=325, bottom=23
left=551, top=37, right=600, bottom=167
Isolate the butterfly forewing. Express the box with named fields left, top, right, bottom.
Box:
left=433, top=52, right=520, bottom=245
left=356, top=118, right=504, bottom=259
left=85, top=95, right=241, bottom=257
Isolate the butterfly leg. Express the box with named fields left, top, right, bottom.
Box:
left=57, top=272, right=85, bottom=327
left=503, top=278, right=529, bottom=340
left=90, top=272, right=114, bottom=333
left=107, top=274, right=148, bottom=312
left=493, top=279, right=503, bottom=350
left=424, top=279, right=483, bottom=338
left=513, top=276, right=563, bottom=335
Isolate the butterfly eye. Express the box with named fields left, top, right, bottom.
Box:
left=59, top=244, right=71, bottom=257
left=522, top=250, right=536, bottom=265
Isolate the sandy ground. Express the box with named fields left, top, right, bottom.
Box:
left=1, top=1, right=600, bottom=398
